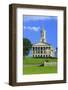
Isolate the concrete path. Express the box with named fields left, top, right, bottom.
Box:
left=24, top=62, right=57, bottom=67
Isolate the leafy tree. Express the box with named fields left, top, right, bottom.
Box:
left=23, top=38, right=32, bottom=56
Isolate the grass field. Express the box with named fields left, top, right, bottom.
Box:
left=23, top=57, right=57, bottom=75
left=23, top=57, right=57, bottom=64
left=23, top=66, right=57, bottom=74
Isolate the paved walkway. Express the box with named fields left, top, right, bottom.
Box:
left=24, top=64, right=41, bottom=67
left=44, top=62, right=57, bottom=66
left=24, top=62, right=57, bottom=67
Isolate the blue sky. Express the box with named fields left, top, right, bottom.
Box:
left=23, top=15, right=57, bottom=49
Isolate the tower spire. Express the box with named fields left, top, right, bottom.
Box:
left=40, top=26, right=46, bottom=43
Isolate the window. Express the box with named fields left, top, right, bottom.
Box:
left=33, top=47, right=34, bottom=50
left=35, top=55, right=37, bottom=57
left=41, top=47, right=42, bottom=50
left=43, top=55, right=45, bottom=57
left=41, top=55, right=42, bottom=57
left=41, top=50, right=43, bottom=53
left=38, top=47, right=40, bottom=50
left=38, top=55, right=39, bottom=57
left=36, top=47, right=37, bottom=50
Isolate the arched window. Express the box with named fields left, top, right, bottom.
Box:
left=41, top=55, right=42, bottom=57
left=43, top=55, right=45, bottom=57
left=35, top=55, right=37, bottom=57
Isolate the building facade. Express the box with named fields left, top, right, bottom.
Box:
left=32, top=27, right=55, bottom=57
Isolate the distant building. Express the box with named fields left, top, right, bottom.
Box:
left=32, top=27, right=55, bottom=57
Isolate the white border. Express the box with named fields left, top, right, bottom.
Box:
left=16, top=8, right=64, bottom=82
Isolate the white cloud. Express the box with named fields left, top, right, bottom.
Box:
left=24, top=26, right=40, bottom=32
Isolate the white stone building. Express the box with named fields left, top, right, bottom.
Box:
left=32, top=27, right=55, bottom=57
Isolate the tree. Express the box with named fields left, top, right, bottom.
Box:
left=23, top=38, right=32, bottom=56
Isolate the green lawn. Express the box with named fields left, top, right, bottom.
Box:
left=23, top=57, right=57, bottom=65
left=23, top=65, right=57, bottom=74
left=23, top=57, right=57, bottom=75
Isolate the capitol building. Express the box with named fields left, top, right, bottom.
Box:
left=32, top=27, right=56, bottom=58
